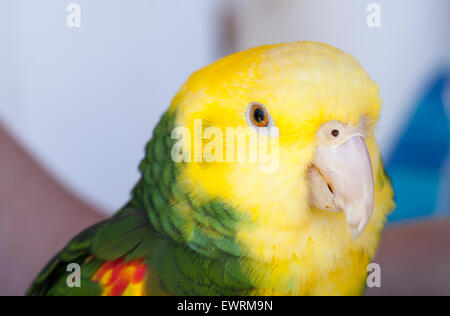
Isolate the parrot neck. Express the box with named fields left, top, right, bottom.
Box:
left=130, top=110, right=249, bottom=259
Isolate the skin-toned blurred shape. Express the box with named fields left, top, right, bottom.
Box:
left=366, top=219, right=450, bottom=296
left=0, top=125, right=105, bottom=296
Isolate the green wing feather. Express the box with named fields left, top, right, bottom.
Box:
left=27, top=111, right=254, bottom=296
left=27, top=207, right=147, bottom=296
left=27, top=206, right=253, bottom=296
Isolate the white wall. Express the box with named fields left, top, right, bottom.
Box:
left=0, top=0, right=218, bottom=213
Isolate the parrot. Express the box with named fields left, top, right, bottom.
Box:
left=27, top=41, right=394, bottom=296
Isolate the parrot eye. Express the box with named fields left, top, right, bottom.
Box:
left=249, top=104, right=269, bottom=127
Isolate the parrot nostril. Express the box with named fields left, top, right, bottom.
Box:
left=331, top=129, right=339, bottom=137
left=327, top=183, right=334, bottom=194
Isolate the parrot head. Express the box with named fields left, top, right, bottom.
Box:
left=167, top=41, right=393, bottom=266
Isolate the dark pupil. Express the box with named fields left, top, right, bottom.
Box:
left=253, top=108, right=266, bottom=124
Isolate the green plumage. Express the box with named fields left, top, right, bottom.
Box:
left=27, top=111, right=254, bottom=296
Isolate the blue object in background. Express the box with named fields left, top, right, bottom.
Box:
left=387, top=72, right=450, bottom=222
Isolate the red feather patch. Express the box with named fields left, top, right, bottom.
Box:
left=93, top=258, right=147, bottom=296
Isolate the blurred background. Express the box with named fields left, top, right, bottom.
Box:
left=0, top=0, right=449, bottom=295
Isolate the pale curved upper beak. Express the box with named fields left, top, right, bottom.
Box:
left=308, top=135, right=374, bottom=239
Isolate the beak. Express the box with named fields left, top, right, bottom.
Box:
left=308, top=135, right=374, bottom=239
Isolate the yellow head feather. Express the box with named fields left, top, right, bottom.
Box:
left=170, top=41, right=394, bottom=295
